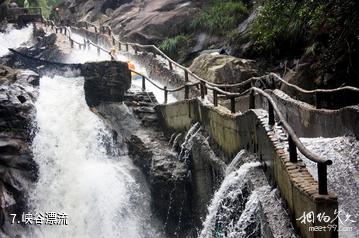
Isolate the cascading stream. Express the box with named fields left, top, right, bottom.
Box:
left=199, top=162, right=261, bottom=238
left=299, top=136, right=359, bottom=238
left=29, top=74, right=164, bottom=238
left=0, top=24, right=33, bottom=57
left=63, top=31, right=177, bottom=104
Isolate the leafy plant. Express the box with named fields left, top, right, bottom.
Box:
left=191, top=0, right=248, bottom=36
left=250, top=0, right=326, bottom=57
left=159, top=35, right=188, bottom=59
left=250, top=0, right=359, bottom=86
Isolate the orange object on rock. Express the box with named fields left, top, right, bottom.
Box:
left=128, top=61, right=135, bottom=71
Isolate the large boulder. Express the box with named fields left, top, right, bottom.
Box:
left=189, top=53, right=259, bottom=84
left=81, top=61, right=131, bottom=107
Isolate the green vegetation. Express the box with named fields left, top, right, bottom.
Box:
left=251, top=0, right=359, bottom=84
left=251, top=0, right=325, bottom=56
left=16, top=0, right=61, bottom=17
left=159, top=35, right=188, bottom=59
left=191, top=0, right=248, bottom=36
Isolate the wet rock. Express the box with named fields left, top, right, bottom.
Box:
left=16, top=69, right=39, bottom=86
left=81, top=61, right=131, bottom=107
left=189, top=53, right=259, bottom=84
left=127, top=134, right=192, bottom=237
left=0, top=64, right=38, bottom=236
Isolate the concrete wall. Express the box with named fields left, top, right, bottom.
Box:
left=282, top=84, right=359, bottom=109
left=157, top=99, right=338, bottom=238
left=222, top=90, right=359, bottom=138
left=268, top=90, right=359, bottom=138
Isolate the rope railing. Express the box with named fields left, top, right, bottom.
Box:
left=45, top=20, right=334, bottom=196
left=92, top=22, right=359, bottom=100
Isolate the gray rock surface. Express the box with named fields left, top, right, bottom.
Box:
left=189, top=53, right=259, bottom=84
left=95, top=91, right=193, bottom=237
left=59, top=0, right=203, bottom=44
left=81, top=61, right=131, bottom=107
left=0, top=65, right=38, bottom=237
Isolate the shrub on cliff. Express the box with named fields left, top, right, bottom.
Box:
left=159, top=35, right=188, bottom=60
left=251, top=0, right=359, bottom=85
left=191, top=0, right=248, bottom=36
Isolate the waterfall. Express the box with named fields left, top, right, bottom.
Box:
left=62, top=31, right=177, bottom=104
left=0, top=24, right=33, bottom=57
left=299, top=136, right=359, bottom=238
left=28, top=74, right=164, bottom=238
left=199, top=162, right=261, bottom=238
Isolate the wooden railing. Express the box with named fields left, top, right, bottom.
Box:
left=46, top=20, right=335, bottom=196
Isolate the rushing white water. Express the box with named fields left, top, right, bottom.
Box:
left=29, top=75, right=164, bottom=238
left=299, top=136, right=359, bottom=237
left=63, top=33, right=112, bottom=63
left=0, top=24, right=33, bottom=57
left=200, top=162, right=261, bottom=238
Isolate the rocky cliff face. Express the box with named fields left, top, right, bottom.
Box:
left=0, top=65, right=38, bottom=237
left=59, top=0, right=204, bottom=44
left=93, top=91, right=194, bottom=237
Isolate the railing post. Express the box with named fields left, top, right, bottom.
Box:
left=79, top=44, right=82, bottom=50
left=268, top=99, right=275, bottom=126
left=83, top=39, right=87, bottom=49
left=184, top=70, right=189, bottom=82
left=135, top=48, right=138, bottom=55
left=164, top=86, right=168, bottom=104
left=55, top=28, right=58, bottom=33
left=213, top=90, right=218, bottom=107
left=64, top=27, right=67, bottom=35
left=142, top=76, right=146, bottom=91
left=185, top=84, right=189, bottom=100
left=108, top=27, right=112, bottom=36
left=94, top=26, right=98, bottom=33
left=60, top=27, right=62, bottom=34
left=85, top=23, right=88, bottom=30
left=249, top=89, right=255, bottom=109
left=200, top=82, right=205, bottom=99
left=112, top=36, right=116, bottom=45
left=318, top=163, right=328, bottom=195
left=288, top=135, right=298, bottom=163
left=230, top=97, right=236, bottom=113
left=315, top=91, right=321, bottom=109
left=126, top=44, right=129, bottom=52
left=97, top=47, right=100, bottom=56
left=169, top=61, right=173, bottom=70
left=118, top=42, right=121, bottom=51
left=70, top=39, right=74, bottom=48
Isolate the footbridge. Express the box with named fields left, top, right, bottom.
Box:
left=39, top=19, right=359, bottom=238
